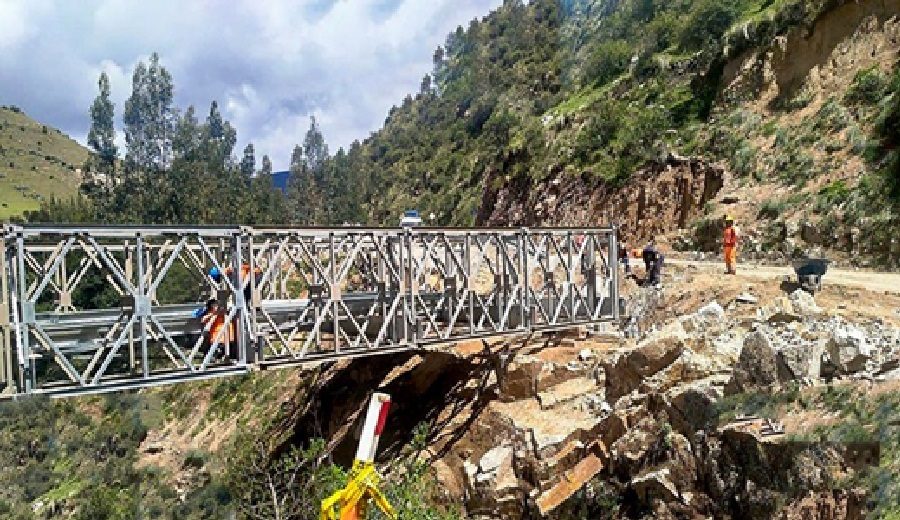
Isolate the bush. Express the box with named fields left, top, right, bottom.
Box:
left=584, top=40, right=631, bottom=86
left=678, top=0, right=740, bottom=51
left=758, top=199, right=786, bottom=219
left=812, top=97, right=850, bottom=133
left=183, top=450, right=208, bottom=469
left=845, top=66, right=889, bottom=105
left=731, top=142, right=757, bottom=177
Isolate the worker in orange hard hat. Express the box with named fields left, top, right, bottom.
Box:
left=723, top=215, right=739, bottom=275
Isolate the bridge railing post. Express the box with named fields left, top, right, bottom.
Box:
left=231, top=231, right=248, bottom=366
left=405, top=228, right=416, bottom=345
left=608, top=227, right=620, bottom=321
left=0, top=229, right=11, bottom=395
left=245, top=227, right=260, bottom=364
left=136, top=234, right=150, bottom=378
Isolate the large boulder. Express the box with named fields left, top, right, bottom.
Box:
left=604, top=334, right=685, bottom=400
left=789, top=289, right=822, bottom=316
left=778, top=341, right=825, bottom=380
left=826, top=323, right=871, bottom=374
left=695, top=301, right=726, bottom=329
left=727, top=329, right=781, bottom=393
left=464, top=444, right=524, bottom=517
left=667, top=382, right=722, bottom=436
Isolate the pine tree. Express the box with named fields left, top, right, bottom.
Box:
left=260, top=155, right=273, bottom=176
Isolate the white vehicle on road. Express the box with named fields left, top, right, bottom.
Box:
left=400, top=209, right=422, bottom=228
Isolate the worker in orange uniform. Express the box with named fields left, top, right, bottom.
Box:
left=201, top=298, right=234, bottom=361
left=723, top=215, right=739, bottom=275
left=210, top=263, right=262, bottom=303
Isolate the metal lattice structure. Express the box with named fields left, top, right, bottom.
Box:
left=0, top=225, right=619, bottom=397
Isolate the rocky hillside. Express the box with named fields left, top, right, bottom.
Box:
left=0, top=106, right=86, bottom=219
left=342, top=0, right=900, bottom=266
left=273, top=265, right=900, bottom=519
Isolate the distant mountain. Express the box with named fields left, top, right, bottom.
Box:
left=271, top=170, right=291, bottom=193
left=0, top=105, right=87, bottom=219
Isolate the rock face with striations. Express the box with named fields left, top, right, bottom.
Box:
left=478, top=154, right=725, bottom=245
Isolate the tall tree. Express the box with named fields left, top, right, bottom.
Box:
left=240, top=143, right=256, bottom=179
left=287, top=144, right=322, bottom=225
left=123, top=53, right=175, bottom=171
left=173, top=106, right=201, bottom=161
left=82, top=72, right=118, bottom=219
left=87, top=72, right=117, bottom=167
left=202, top=101, right=237, bottom=169
left=302, top=116, right=329, bottom=185
left=260, top=154, right=273, bottom=176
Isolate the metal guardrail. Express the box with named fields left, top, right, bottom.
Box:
left=0, top=225, right=619, bottom=397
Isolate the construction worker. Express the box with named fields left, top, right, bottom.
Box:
left=723, top=215, right=739, bottom=275
left=642, top=239, right=664, bottom=286
left=200, top=298, right=234, bottom=361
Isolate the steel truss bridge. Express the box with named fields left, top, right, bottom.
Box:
left=0, top=225, right=619, bottom=398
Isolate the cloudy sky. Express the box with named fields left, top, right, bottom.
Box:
left=0, top=0, right=501, bottom=170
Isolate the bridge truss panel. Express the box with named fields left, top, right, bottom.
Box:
left=0, top=225, right=619, bottom=397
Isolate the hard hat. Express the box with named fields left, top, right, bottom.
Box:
left=209, top=266, right=222, bottom=281
left=725, top=215, right=734, bottom=221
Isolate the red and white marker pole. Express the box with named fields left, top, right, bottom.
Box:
left=355, top=392, right=391, bottom=464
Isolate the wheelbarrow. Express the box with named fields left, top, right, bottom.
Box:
left=792, top=258, right=829, bottom=293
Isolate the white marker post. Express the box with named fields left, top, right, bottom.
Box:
left=355, top=392, right=391, bottom=464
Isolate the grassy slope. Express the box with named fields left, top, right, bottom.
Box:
left=0, top=106, right=86, bottom=220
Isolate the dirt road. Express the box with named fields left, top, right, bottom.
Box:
left=667, top=259, right=900, bottom=294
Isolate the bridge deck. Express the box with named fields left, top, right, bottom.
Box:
left=1, top=225, right=619, bottom=397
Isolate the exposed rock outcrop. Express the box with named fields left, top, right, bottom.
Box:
left=479, top=154, right=725, bottom=246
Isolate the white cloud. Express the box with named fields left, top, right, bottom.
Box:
left=0, top=0, right=501, bottom=170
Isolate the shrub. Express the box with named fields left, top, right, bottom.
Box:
left=183, top=450, right=208, bottom=469
left=774, top=86, right=813, bottom=111
left=584, top=39, right=631, bottom=86
left=678, top=0, right=740, bottom=51
left=845, top=66, right=889, bottom=105
left=817, top=180, right=850, bottom=207
left=813, top=97, right=850, bottom=133
left=731, top=142, right=757, bottom=176
left=758, top=199, right=786, bottom=219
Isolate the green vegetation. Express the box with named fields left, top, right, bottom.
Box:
left=0, top=106, right=87, bottom=219
left=714, top=383, right=900, bottom=516
left=0, top=370, right=458, bottom=518
left=845, top=66, right=890, bottom=106
left=32, top=0, right=894, bottom=231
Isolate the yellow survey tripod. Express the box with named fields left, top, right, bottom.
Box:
left=320, top=393, right=397, bottom=520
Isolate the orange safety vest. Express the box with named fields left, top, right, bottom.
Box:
left=202, top=311, right=234, bottom=343
left=724, top=226, right=737, bottom=247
